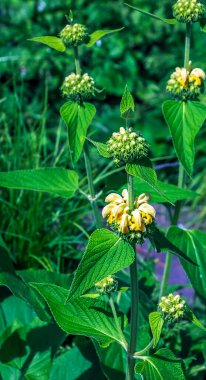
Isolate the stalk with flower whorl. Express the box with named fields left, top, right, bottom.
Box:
left=166, top=65, right=205, bottom=100
left=102, top=189, right=156, bottom=243
left=159, top=294, right=186, bottom=322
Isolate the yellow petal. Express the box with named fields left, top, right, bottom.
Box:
left=139, top=203, right=156, bottom=217
left=136, top=193, right=150, bottom=205
left=191, top=68, right=205, bottom=80
left=122, top=189, right=128, bottom=202
left=131, top=209, right=142, bottom=227
left=112, top=203, right=127, bottom=218
left=119, top=214, right=129, bottom=233
left=102, top=204, right=113, bottom=218
left=105, top=193, right=123, bottom=203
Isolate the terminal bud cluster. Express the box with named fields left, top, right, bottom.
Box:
left=173, top=0, right=205, bottom=23
left=166, top=66, right=205, bottom=100
left=60, top=23, right=89, bottom=47
left=61, top=73, right=95, bottom=101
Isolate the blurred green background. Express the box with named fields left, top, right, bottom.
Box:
left=1, top=0, right=206, bottom=268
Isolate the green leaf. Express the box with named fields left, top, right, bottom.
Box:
left=51, top=339, right=105, bottom=380
left=60, top=101, right=96, bottom=164
left=86, top=27, right=124, bottom=47
left=123, top=177, right=198, bottom=203
left=120, top=85, right=135, bottom=118
left=135, top=348, right=185, bottom=379
left=32, top=283, right=126, bottom=347
left=87, top=138, right=111, bottom=157
left=167, top=226, right=206, bottom=300
left=29, top=36, right=66, bottom=52
left=125, top=4, right=177, bottom=24
left=94, top=340, right=126, bottom=380
left=162, top=100, right=206, bottom=176
left=186, top=308, right=206, bottom=331
left=67, top=229, right=135, bottom=301
left=200, top=17, right=206, bottom=32
left=0, top=168, right=78, bottom=198
left=126, top=158, right=173, bottom=205
left=149, top=312, right=164, bottom=348
left=151, top=227, right=198, bottom=266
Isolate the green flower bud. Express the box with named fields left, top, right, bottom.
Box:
left=95, top=275, right=118, bottom=295
left=60, top=23, right=89, bottom=47
left=159, top=294, right=186, bottom=322
left=61, top=72, right=95, bottom=101
left=107, top=127, right=149, bottom=166
left=166, top=66, right=205, bottom=100
left=173, top=0, right=205, bottom=23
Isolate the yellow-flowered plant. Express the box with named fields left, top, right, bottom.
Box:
left=166, top=65, right=205, bottom=100
left=60, top=23, right=89, bottom=47
left=102, top=189, right=156, bottom=243
left=159, top=294, right=186, bottom=322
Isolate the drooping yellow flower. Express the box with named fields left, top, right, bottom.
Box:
left=102, top=189, right=156, bottom=241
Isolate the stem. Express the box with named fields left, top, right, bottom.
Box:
left=159, top=23, right=191, bottom=300
left=126, top=174, right=139, bottom=380
left=73, top=46, right=101, bottom=228
left=108, top=295, right=128, bottom=350
left=134, top=339, right=154, bottom=357
left=84, top=143, right=102, bottom=228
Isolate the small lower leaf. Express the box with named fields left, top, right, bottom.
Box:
left=149, top=312, right=164, bottom=348
left=186, top=308, right=206, bottom=331
left=87, top=138, right=111, bottom=157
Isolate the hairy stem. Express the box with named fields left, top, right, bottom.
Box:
left=73, top=46, right=101, bottom=228
left=126, top=174, right=139, bottom=380
left=159, top=23, right=191, bottom=300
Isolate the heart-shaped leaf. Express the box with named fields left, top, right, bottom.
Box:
left=149, top=312, right=164, bottom=348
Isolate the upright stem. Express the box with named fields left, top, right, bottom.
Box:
left=84, top=143, right=102, bottom=228
left=73, top=46, right=101, bottom=228
left=127, top=174, right=139, bottom=380
left=159, top=23, right=191, bottom=300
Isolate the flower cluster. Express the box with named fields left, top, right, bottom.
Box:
left=61, top=73, right=95, bottom=101
left=102, top=190, right=156, bottom=243
left=60, top=23, right=89, bottom=47
left=107, top=127, right=149, bottom=165
left=173, top=0, right=205, bottom=23
left=166, top=66, right=205, bottom=100
left=159, top=294, right=186, bottom=322
left=95, top=275, right=118, bottom=295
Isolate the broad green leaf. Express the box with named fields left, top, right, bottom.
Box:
left=17, top=269, right=72, bottom=289
left=0, top=168, right=78, bottom=198
left=29, top=36, right=66, bottom=52
left=126, top=158, right=173, bottom=205
left=86, top=28, right=124, bottom=47
left=51, top=339, right=105, bottom=380
left=121, top=177, right=198, bottom=204
left=167, top=227, right=206, bottom=300
left=67, top=229, right=135, bottom=301
left=135, top=348, right=185, bottom=379
left=32, top=283, right=126, bottom=347
left=162, top=100, right=206, bottom=176
left=151, top=227, right=197, bottom=266
left=0, top=272, right=51, bottom=322
left=120, top=85, right=135, bottom=118
left=95, top=340, right=126, bottom=380
left=149, top=312, right=164, bottom=348
left=125, top=4, right=177, bottom=24
left=60, top=101, right=96, bottom=164
left=87, top=138, right=111, bottom=157
left=186, top=308, right=206, bottom=331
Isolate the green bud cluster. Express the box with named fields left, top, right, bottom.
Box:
left=61, top=73, right=95, bottom=101
left=95, top=275, right=118, bottom=295
left=166, top=67, right=205, bottom=100
left=60, top=23, right=89, bottom=47
left=159, top=294, right=186, bottom=322
left=173, top=0, right=205, bottom=23
left=107, top=127, right=149, bottom=166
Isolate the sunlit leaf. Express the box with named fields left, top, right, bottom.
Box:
left=86, top=28, right=124, bottom=47
left=29, top=36, right=66, bottom=52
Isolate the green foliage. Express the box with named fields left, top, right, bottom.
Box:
left=120, top=84, right=135, bottom=118
left=60, top=101, right=96, bottom=164
left=126, top=158, right=173, bottom=204
left=87, top=138, right=111, bottom=157
left=149, top=312, right=164, bottom=348
left=67, top=229, right=135, bottom=300
left=86, top=27, right=124, bottom=47
left=125, top=4, right=177, bottom=24
left=163, top=100, right=206, bottom=176
left=167, top=226, right=206, bottom=300
left=131, top=177, right=198, bottom=203
left=32, top=283, right=126, bottom=347
left=151, top=227, right=198, bottom=265
left=29, top=36, right=66, bottom=52
left=0, top=168, right=78, bottom=198
left=135, top=348, right=185, bottom=379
